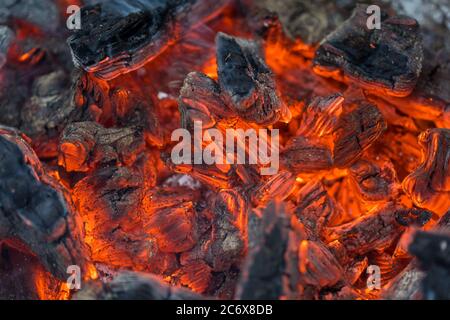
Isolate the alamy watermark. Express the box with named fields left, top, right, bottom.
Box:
left=66, top=5, right=81, bottom=30
left=171, top=121, right=280, bottom=175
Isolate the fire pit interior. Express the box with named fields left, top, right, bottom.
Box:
left=0, top=0, right=449, bottom=300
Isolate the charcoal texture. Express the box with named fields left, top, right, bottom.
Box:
left=74, top=271, right=202, bottom=300
left=68, top=0, right=227, bottom=80
left=0, top=126, right=90, bottom=280
left=313, top=4, right=423, bottom=97
left=216, top=32, right=287, bottom=125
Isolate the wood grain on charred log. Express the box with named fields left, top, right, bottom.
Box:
left=313, top=4, right=423, bottom=97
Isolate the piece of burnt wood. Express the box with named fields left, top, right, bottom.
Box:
left=67, top=0, right=228, bottom=80
left=348, top=158, right=399, bottom=202
left=313, top=4, right=423, bottom=97
left=296, top=94, right=344, bottom=138
left=323, top=203, right=407, bottom=256
left=249, top=171, right=295, bottom=207
left=332, top=101, right=386, bottom=167
left=74, top=271, right=203, bottom=300
left=409, top=231, right=450, bottom=299
left=280, top=137, right=333, bottom=174
left=235, top=202, right=289, bottom=299
left=0, top=126, right=90, bottom=280
left=216, top=32, right=289, bottom=125
left=205, top=190, right=247, bottom=272
left=72, top=167, right=179, bottom=274
left=298, top=239, right=344, bottom=288
left=58, top=121, right=145, bottom=172
left=294, top=180, right=342, bottom=237
left=179, top=71, right=236, bottom=129
left=20, top=70, right=75, bottom=158
left=372, top=47, right=450, bottom=128
left=403, top=129, right=450, bottom=216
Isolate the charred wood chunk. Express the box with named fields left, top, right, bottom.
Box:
left=377, top=47, right=450, bottom=128
left=395, top=208, right=432, bottom=228
left=313, top=4, right=423, bottom=97
left=294, top=180, right=342, bottom=237
left=324, top=204, right=406, bottom=256
left=409, top=232, right=450, bottom=300
left=255, top=0, right=353, bottom=44
left=74, top=271, right=202, bottom=300
left=67, top=0, right=227, bottom=80
left=144, top=202, right=197, bottom=253
left=58, top=121, right=145, bottom=172
left=333, top=102, right=386, bottom=167
left=179, top=72, right=235, bottom=129
left=403, top=129, right=450, bottom=215
left=297, top=94, right=344, bottom=138
left=236, top=202, right=289, bottom=300
left=250, top=171, right=295, bottom=207
left=216, top=32, right=289, bottom=125
left=297, top=240, right=344, bottom=288
left=348, top=158, right=399, bottom=202
left=72, top=167, right=178, bottom=274
left=0, top=126, right=90, bottom=280
left=20, top=70, right=75, bottom=158
left=280, top=137, right=333, bottom=174
left=206, top=190, right=247, bottom=272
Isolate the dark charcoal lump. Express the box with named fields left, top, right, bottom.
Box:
left=409, top=231, right=450, bottom=299
left=216, top=32, right=285, bottom=125
left=68, top=0, right=226, bottom=80
left=235, top=202, right=289, bottom=299
left=0, top=127, right=89, bottom=280
left=313, top=4, right=423, bottom=97
left=74, top=271, right=203, bottom=300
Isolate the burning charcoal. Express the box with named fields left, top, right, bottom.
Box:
left=345, top=257, right=368, bottom=285
left=250, top=171, right=295, bottom=207
left=58, top=121, right=145, bottom=172
left=255, top=0, right=354, bottom=44
left=332, top=101, right=386, bottom=167
left=294, top=180, right=343, bottom=237
left=0, top=25, right=14, bottom=69
left=206, top=190, right=247, bottom=272
left=373, top=47, right=450, bottom=128
left=179, top=72, right=236, bottom=129
left=67, top=0, right=227, bottom=80
left=20, top=70, right=75, bottom=158
left=74, top=271, right=202, bottom=300
left=235, top=202, right=289, bottom=299
left=280, top=137, right=333, bottom=174
left=144, top=202, right=197, bottom=253
left=216, top=32, right=290, bottom=125
left=348, top=158, right=399, bottom=202
left=172, top=261, right=212, bottom=294
left=323, top=203, right=407, bottom=256
left=72, top=167, right=179, bottom=274
left=409, top=231, right=450, bottom=299
left=296, top=94, right=344, bottom=138
left=403, top=129, right=450, bottom=216
left=313, top=4, right=423, bottom=97
left=297, top=240, right=344, bottom=288
left=395, top=208, right=432, bottom=227
left=0, top=126, right=91, bottom=280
